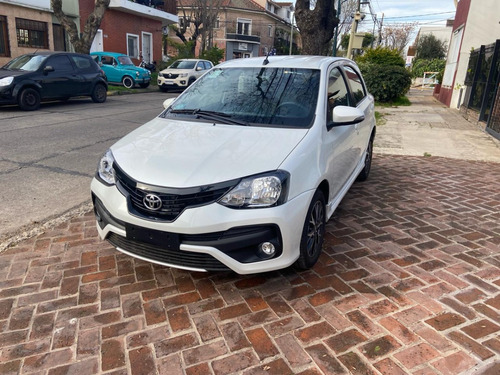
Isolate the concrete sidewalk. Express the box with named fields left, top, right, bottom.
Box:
left=374, top=88, right=500, bottom=162
left=0, top=89, right=499, bottom=375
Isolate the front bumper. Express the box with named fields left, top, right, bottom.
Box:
left=157, top=76, right=188, bottom=89
left=0, top=87, right=16, bottom=105
left=91, top=178, right=313, bottom=274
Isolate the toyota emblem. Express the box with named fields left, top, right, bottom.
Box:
left=143, top=193, right=162, bottom=211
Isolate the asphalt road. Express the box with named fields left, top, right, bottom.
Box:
left=0, top=91, right=177, bottom=248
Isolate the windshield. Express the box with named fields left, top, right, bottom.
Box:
left=165, top=67, right=320, bottom=128
left=3, top=54, right=46, bottom=71
left=169, top=60, right=197, bottom=69
left=118, top=56, right=134, bottom=66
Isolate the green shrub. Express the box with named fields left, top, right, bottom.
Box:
left=411, top=58, right=446, bottom=79
left=358, top=63, right=412, bottom=102
left=199, top=46, right=225, bottom=66
left=356, top=47, right=405, bottom=67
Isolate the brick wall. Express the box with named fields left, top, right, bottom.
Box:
left=79, top=0, right=163, bottom=64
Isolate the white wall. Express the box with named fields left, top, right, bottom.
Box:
left=0, top=0, right=51, bottom=11
left=450, top=0, right=500, bottom=108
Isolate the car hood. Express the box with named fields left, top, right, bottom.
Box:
left=160, top=68, right=192, bottom=75
left=111, top=117, right=308, bottom=187
left=0, top=69, right=29, bottom=79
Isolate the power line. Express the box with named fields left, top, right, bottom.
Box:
left=383, top=11, right=454, bottom=20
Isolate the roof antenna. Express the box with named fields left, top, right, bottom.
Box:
left=263, top=50, right=270, bottom=66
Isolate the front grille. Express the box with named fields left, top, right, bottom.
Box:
left=113, top=163, right=238, bottom=222
left=161, top=73, right=179, bottom=79
left=107, top=233, right=229, bottom=271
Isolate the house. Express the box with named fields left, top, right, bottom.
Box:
left=82, top=0, right=178, bottom=65
left=437, top=0, right=500, bottom=139
left=0, top=0, right=178, bottom=67
left=172, top=0, right=298, bottom=61
left=0, top=0, right=79, bottom=66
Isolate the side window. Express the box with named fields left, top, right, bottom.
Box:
left=71, top=56, right=92, bottom=71
left=327, top=67, right=350, bottom=122
left=46, top=55, right=74, bottom=71
left=344, top=66, right=366, bottom=106
left=102, top=55, right=114, bottom=65
left=196, top=62, right=204, bottom=71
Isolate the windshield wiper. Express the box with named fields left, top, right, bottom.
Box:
left=169, top=109, right=249, bottom=126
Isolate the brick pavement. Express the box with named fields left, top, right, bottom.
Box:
left=0, top=154, right=499, bottom=375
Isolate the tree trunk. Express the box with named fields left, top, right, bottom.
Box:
left=295, top=0, right=339, bottom=56
left=51, top=0, right=110, bottom=54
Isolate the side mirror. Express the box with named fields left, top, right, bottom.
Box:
left=163, top=97, right=175, bottom=109
left=196, top=66, right=202, bottom=71
left=43, top=66, right=54, bottom=74
left=327, top=106, right=365, bottom=130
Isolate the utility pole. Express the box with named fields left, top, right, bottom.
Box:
left=346, top=0, right=361, bottom=59
left=378, top=12, right=384, bottom=46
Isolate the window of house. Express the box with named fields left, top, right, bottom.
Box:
left=237, top=18, right=251, bottom=35
left=0, top=15, right=10, bottom=57
left=16, top=18, right=48, bottom=49
left=127, top=34, right=139, bottom=59
left=215, top=17, right=220, bottom=29
left=344, top=66, right=366, bottom=106
left=268, top=25, right=272, bottom=37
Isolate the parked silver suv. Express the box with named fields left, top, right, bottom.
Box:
left=157, top=59, right=213, bottom=92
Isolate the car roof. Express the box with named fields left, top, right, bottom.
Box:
left=217, top=55, right=352, bottom=70
left=20, top=51, right=89, bottom=58
left=90, top=52, right=127, bottom=57
left=177, top=59, right=211, bottom=62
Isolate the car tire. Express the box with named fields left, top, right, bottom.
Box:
left=357, top=136, right=373, bottom=182
left=91, top=83, right=107, bottom=103
left=295, top=190, right=326, bottom=270
left=18, top=88, right=41, bottom=111
left=159, top=86, right=168, bottom=93
left=122, top=76, right=134, bottom=89
left=139, top=82, right=150, bottom=88
left=188, top=77, right=196, bottom=86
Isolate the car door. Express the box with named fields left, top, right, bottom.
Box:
left=70, top=55, right=96, bottom=95
left=100, top=55, right=119, bottom=83
left=322, top=66, right=359, bottom=199
left=342, top=65, right=374, bottom=162
left=194, top=61, right=206, bottom=79
left=40, top=55, right=77, bottom=98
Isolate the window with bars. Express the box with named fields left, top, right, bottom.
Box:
left=16, top=18, right=48, bottom=49
left=0, top=15, right=10, bottom=57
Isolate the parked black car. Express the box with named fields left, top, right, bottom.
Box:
left=0, top=51, right=108, bottom=111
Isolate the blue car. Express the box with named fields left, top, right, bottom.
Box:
left=91, top=52, right=151, bottom=89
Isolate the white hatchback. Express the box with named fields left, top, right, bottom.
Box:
left=91, top=56, right=376, bottom=274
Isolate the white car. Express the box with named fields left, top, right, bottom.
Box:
left=91, top=56, right=376, bottom=274
left=157, top=59, right=213, bottom=91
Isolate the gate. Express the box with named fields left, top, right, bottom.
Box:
left=462, top=39, right=500, bottom=139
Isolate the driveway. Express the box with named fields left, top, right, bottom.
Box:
left=0, top=90, right=499, bottom=374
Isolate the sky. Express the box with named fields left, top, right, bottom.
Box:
left=290, top=0, right=457, bottom=29
left=369, top=0, right=457, bottom=27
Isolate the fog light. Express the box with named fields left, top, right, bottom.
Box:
left=259, top=242, right=275, bottom=257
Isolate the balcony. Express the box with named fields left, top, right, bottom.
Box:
left=226, top=33, right=260, bottom=44
left=109, top=0, right=178, bottom=24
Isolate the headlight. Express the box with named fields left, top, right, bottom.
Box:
left=97, top=149, right=115, bottom=185
left=179, top=73, right=188, bottom=77
left=136, top=72, right=140, bottom=77
left=219, top=171, right=289, bottom=208
left=0, top=76, right=14, bottom=87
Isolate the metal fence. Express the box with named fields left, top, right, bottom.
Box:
left=463, top=40, right=500, bottom=128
